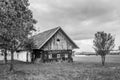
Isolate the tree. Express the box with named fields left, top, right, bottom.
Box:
left=0, top=44, right=7, bottom=64
left=93, top=31, right=115, bottom=66
left=24, top=38, right=36, bottom=62
left=0, top=35, right=10, bottom=64
left=118, top=46, right=120, bottom=50
left=0, top=0, right=37, bottom=71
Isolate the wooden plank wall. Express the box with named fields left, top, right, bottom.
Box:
left=41, top=30, right=74, bottom=50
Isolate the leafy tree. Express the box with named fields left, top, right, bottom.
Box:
left=0, top=0, right=36, bottom=71
left=24, top=38, right=36, bottom=62
left=0, top=37, right=7, bottom=64
left=0, top=34, right=10, bottom=64
left=93, top=31, right=115, bottom=66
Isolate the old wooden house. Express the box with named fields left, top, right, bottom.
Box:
left=31, top=27, right=78, bottom=62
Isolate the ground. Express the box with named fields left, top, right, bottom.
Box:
left=0, top=55, right=120, bottom=80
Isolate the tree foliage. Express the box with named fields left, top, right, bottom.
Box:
left=24, top=38, right=36, bottom=51
left=0, top=0, right=37, bottom=71
left=93, top=31, right=115, bottom=65
left=23, top=38, right=36, bottom=62
left=118, top=46, right=120, bottom=50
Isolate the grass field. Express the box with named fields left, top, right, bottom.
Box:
left=0, top=55, right=120, bottom=80
left=73, top=55, right=120, bottom=63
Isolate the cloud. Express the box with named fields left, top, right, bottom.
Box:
left=29, top=0, right=120, bottom=41
left=75, top=36, right=120, bottom=52
left=30, top=0, right=118, bottom=21
left=74, top=39, right=94, bottom=52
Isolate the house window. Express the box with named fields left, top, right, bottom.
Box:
left=57, top=38, right=60, bottom=44
left=65, top=54, right=68, bottom=58
left=52, top=54, right=57, bottom=58
left=57, top=38, right=60, bottom=42
left=57, top=54, right=60, bottom=58
left=49, top=54, right=52, bottom=59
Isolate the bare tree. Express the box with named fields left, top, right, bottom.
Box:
left=93, top=31, right=115, bottom=66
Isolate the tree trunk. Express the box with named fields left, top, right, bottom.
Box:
left=26, top=51, right=29, bottom=62
left=10, top=51, right=14, bottom=71
left=101, top=56, right=105, bottom=66
left=31, top=53, right=35, bottom=63
left=4, top=49, right=7, bottom=64
left=30, top=52, right=34, bottom=63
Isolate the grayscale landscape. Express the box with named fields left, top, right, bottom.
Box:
left=0, top=0, right=120, bottom=80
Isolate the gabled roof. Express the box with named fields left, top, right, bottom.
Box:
left=32, top=27, right=79, bottom=49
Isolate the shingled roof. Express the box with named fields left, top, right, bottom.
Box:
left=32, top=27, right=78, bottom=49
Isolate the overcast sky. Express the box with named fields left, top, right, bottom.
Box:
left=29, top=0, right=120, bottom=52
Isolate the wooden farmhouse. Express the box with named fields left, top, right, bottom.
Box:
left=31, top=27, right=78, bottom=63
left=0, top=27, right=78, bottom=62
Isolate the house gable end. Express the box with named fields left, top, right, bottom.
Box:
left=41, top=28, right=78, bottom=50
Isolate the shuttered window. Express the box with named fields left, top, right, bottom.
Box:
left=57, top=54, right=60, bottom=58
left=65, top=54, right=68, bottom=58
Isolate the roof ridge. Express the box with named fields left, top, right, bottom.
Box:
left=32, top=26, right=78, bottom=49
left=38, top=27, right=60, bottom=49
left=32, top=27, right=61, bottom=49
left=32, top=27, right=60, bottom=37
left=42, top=26, right=60, bottom=32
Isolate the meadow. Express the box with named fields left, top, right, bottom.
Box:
left=0, top=55, right=120, bottom=80
left=73, top=55, right=120, bottom=63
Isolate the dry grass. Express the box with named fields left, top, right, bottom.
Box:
left=0, top=61, right=120, bottom=80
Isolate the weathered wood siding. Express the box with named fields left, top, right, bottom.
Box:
left=41, top=30, right=74, bottom=50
